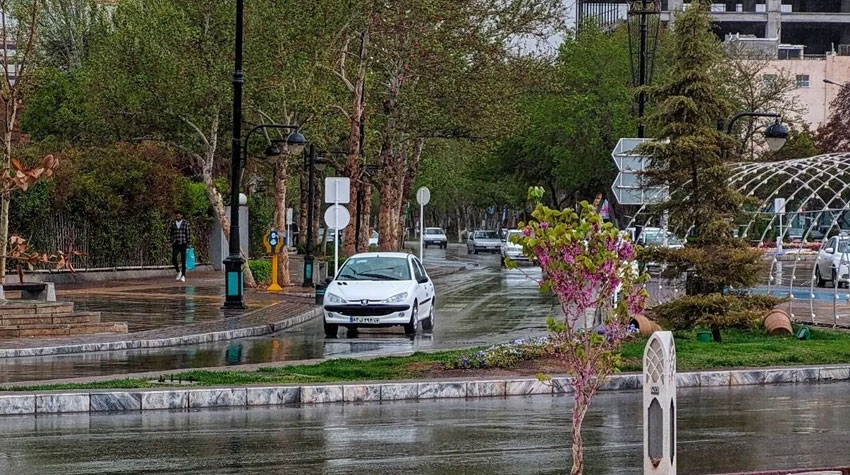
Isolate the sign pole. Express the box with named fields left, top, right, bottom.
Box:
left=334, top=180, right=340, bottom=277
left=420, top=201, right=424, bottom=262
left=269, top=253, right=282, bottom=291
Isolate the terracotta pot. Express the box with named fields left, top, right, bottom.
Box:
left=763, top=309, right=793, bottom=335
left=631, top=315, right=662, bottom=336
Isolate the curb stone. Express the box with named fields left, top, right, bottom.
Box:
left=1, top=364, right=848, bottom=417
left=0, top=307, right=322, bottom=359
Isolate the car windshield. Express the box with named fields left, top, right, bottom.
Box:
left=643, top=231, right=682, bottom=246
left=475, top=231, right=498, bottom=239
left=337, top=256, right=411, bottom=281
left=425, top=228, right=443, bottom=235
left=836, top=240, right=850, bottom=253
left=506, top=231, right=522, bottom=241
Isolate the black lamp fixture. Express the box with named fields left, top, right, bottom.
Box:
left=764, top=119, right=790, bottom=152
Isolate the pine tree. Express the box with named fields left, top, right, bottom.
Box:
left=641, top=1, right=766, bottom=341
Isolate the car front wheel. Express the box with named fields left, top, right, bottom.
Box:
left=403, top=303, right=419, bottom=335
left=816, top=265, right=826, bottom=288
left=324, top=319, right=339, bottom=338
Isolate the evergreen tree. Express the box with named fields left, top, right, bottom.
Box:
left=642, top=1, right=765, bottom=340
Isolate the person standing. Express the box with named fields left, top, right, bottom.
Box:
left=169, top=211, right=190, bottom=282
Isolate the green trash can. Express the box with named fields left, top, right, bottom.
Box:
left=796, top=326, right=811, bottom=341
left=697, top=330, right=712, bottom=343
left=315, top=283, right=327, bottom=305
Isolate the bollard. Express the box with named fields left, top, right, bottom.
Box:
left=643, top=331, right=676, bottom=475
left=315, top=283, right=327, bottom=305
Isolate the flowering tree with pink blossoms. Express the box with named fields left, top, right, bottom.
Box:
left=509, top=187, right=649, bottom=475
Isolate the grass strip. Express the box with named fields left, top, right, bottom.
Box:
left=6, top=328, right=850, bottom=392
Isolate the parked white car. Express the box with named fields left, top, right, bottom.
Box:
left=500, top=229, right=528, bottom=267
left=815, top=235, right=850, bottom=288
left=322, top=253, right=435, bottom=337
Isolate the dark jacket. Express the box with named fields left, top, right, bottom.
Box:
left=169, top=220, right=191, bottom=245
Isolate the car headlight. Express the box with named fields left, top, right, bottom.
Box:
left=326, top=293, right=346, bottom=304
left=382, top=292, right=408, bottom=303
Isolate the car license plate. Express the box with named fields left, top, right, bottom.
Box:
left=350, top=317, right=380, bottom=324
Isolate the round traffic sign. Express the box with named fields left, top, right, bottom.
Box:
left=324, top=204, right=351, bottom=229
left=416, top=186, right=431, bottom=206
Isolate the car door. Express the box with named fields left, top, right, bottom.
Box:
left=819, top=237, right=837, bottom=276
left=411, top=257, right=433, bottom=318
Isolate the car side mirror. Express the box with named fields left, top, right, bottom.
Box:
left=417, top=276, right=429, bottom=284
left=827, top=248, right=835, bottom=254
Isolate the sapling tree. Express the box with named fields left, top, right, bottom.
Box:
left=510, top=186, right=648, bottom=475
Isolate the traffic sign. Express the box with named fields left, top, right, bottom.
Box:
left=263, top=229, right=283, bottom=254
left=416, top=186, right=431, bottom=206
left=610, top=138, right=668, bottom=205
left=324, top=204, right=351, bottom=230
left=325, top=177, right=351, bottom=204
left=286, top=208, right=294, bottom=225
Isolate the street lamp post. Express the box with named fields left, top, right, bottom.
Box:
left=224, top=0, right=306, bottom=309
left=302, top=148, right=344, bottom=287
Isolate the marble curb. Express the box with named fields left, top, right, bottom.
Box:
left=0, top=307, right=322, bottom=359
left=1, top=364, right=849, bottom=417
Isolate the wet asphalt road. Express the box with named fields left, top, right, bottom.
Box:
left=1, top=382, right=848, bottom=474
left=0, top=245, right=558, bottom=384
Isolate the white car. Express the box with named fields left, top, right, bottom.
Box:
left=423, top=227, right=448, bottom=249
left=815, top=235, right=850, bottom=288
left=500, top=229, right=528, bottom=267
left=322, top=252, right=436, bottom=337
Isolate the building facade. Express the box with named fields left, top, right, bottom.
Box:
left=579, top=1, right=850, bottom=55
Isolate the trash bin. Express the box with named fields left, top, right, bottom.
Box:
left=315, top=283, right=327, bottom=305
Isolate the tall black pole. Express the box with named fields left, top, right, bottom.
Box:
left=302, top=144, right=316, bottom=287
left=637, top=0, right=648, bottom=138
left=223, top=0, right=246, bottom=310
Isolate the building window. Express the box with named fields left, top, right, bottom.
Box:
left=796, top=74, right=810, bottom=88
left=763, top=74, right=777, bottom=87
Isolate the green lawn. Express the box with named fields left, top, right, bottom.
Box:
left=620, top=328, right=850, bottom=372
left=6, top=328, right=850, bottom=392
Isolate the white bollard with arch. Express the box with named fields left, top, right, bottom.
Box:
left=643, top=331, right=677, bottom=475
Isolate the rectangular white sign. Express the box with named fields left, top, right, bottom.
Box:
left=324, top=177, right=351, bottom=204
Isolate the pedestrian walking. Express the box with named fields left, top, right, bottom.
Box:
left=169, top=211, right=190, bottom=282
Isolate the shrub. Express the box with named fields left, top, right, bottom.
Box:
left=647, top=293, right=785, bottom=335
left=248, top=259, right=271, bottom=285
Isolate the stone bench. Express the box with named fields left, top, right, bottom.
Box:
left=0, top=282, right=56, bottom=302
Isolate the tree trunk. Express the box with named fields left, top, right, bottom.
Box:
left=341, top=29, right=369, bottom=257
left=571, top=392, right=591, bottom=475
left=273, top=157, right=291, bottom=287
left=0, top=101, right=17, bottom=284
left=199, top=121, right=256, bottom=288
left=358, top=182, right=372, bottom=251
left=378, top=142, right=403, bottom=251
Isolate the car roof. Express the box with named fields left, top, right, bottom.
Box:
left=349, top=252, right=413, bottom=259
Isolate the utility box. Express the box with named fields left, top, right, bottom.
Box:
left=643, top=331, right=677, bottom=475
left=211, top=205, right=249, bottom=271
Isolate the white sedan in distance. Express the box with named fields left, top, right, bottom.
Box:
left=323, top=253, right=435, bottom=337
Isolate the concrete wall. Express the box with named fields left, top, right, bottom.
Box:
left=761, top=55, right=850, bottom=128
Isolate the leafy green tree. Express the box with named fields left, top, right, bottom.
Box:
left=487, top=24, right=634, bottom=214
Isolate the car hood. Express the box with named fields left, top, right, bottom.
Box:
left=327, top=280, right=413, bottom=302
